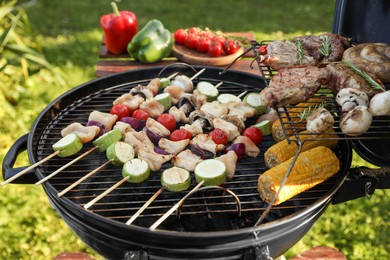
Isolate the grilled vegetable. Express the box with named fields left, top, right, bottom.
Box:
left=106, top=141, right=135, bottom=166
left=196, top=81, right=219, bottom=101
left=339, top=106, right=372, bottom=136
left=258, top=146, right=340, bottom=205
left=272, top=98, right=325, bottom=142
left=52, top=134, right=83, bottom=157
left=264, top=129, right=338, bottom=168
left=155, top=93, right=172, bottom=111
left=161, top=166, right=191, bottom=192
left=122, top=158, right=150, bottom=183
left=92, top=128, right=122, bottom=152
left=217, top=93, right=241, bottom=104
left=194, top=159, right=226, bottom=186
left=243, top=92, right=267, bottom=115
left=253, top=120, right=272, bottom=136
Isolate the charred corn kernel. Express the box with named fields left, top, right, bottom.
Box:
left=272, top=97, right=325, bottom=142
left=265, top=129, right=338, bottom=168
left=258, top=146, right=340, bottom=205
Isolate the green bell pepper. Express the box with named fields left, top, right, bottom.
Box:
left=127, top=19, right=173, bottom=63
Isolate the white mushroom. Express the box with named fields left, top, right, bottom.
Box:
left=335, top=88, right=369, bottom=113
left=340, top=106, right=372, bottom=136
left=171, top=75, right=193, bottom=93
left=306, top=107, right=334, bottom=133
left=369, top=90, right=390, bottom=116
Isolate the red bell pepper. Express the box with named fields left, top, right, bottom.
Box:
left=100, top=2, right=138, bottom=54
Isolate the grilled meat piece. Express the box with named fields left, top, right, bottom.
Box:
left=326, top=63, right=384, bottom=99
left=262, top=40, right=318, bottom=70
left=293, top=33, right=349, bottom=63
left=262, top=66, right=328, bottom=108
left=172, top=149, right=202, bottom=172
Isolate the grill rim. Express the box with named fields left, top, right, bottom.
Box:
left=25, top=66, right=352, bottom=240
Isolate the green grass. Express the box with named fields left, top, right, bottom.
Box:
left=1, top=0, right=389, bottom=259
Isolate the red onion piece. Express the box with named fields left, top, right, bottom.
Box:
left=86, top=120, right=108, bottom=137
left=120, top=117, right=141, bottom=131
left=154, top=146, right=170, bottom=155
left=144, top=127, right=164, bottom=145
left=225, top=143, right=245, bottom=158
left=190, top=144, right=214, bottom=159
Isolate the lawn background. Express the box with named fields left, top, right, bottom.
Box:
left=0, top=0, right=388, bottom=259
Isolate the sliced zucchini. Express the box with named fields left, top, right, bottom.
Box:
left=243, top=92, right=267, bottom=115
left=155, top=92, right=172, bottom=111
left=106, top=141, right=135, bottom=166
left=217, top=93, right=241, bottom=104
left=161, top=166, right=191, bottom=192
left=196, top=81, right=219, bottom=101
left=92, top=128, right=122, bottom=152
left=160, top=77, right=171, bottom=89
left=122, top=158, right=150, bottom=183
left=52, top=133, right=83, bottom=157
left=253, top=120, right=272, bottom=136
left=194, top=159, right=226, bottom=186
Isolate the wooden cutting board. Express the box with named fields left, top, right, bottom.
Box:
left=172, top=43, right=245, bottom=66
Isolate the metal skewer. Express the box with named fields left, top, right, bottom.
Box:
left=126, top=186, right=167, bottom=225
left=57, top=159, right=112, bottom=197
left=1, top=150, right=61, bottom=186
left=149, top=180, right=205, bottom=230
left=35, top=146, right=98, bottom=185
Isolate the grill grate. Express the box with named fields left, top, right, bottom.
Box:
left=32, top=69, right=347, bottom=232
left=251, top=40, right=390, bottom=144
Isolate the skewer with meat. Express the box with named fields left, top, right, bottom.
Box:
left=169, top=93, right=207, bottom=123
left=172, top=149, right=203, bottom=172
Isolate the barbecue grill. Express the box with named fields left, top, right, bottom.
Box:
left=2, top=0, right=390, bottom=259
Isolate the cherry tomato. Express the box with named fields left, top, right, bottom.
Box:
left=157, top=113, right=177, bottom=132
left=196, top=36, right=211, bottom=53
left=209, top=128, right=229, bottom=145
left=223, top=39, right=239, bottom=55
left=174, top=28, right=187, bottom=45
left=212, top=35, right=226, bottom=46
left=170, top=128, right=192, bottom=141
left=109, top=104, right=130, bottom=119
left=242, top=127, right=263, bottom=145
left=258, top=44, right=268, bottom=55
left=185, top=32, right=199, bottom=49
left=132, top=109, right=150, bottom=121
left=208, top=41, right=223, bottom=57
left=187, top=27, right=199, bottom=35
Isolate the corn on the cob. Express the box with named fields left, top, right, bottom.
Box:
left=265, top=129, right=338, bottom=168
left=272, top=97, right=325, bottom=142
left=258, top=146, right=340, bottom=205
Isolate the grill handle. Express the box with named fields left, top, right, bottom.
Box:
left=332, top=167, right=390, bottom=204
left=2, top=134, right=38, bottom=184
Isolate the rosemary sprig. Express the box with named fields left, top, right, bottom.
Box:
left=343, top=60, right=384, bottom=90
left=295, top=39, right=304, bottom=64
left=319, top=35, right=331, bottom=57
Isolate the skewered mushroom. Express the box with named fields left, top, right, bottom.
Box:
left=130, top=85, right=154, bottom=99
